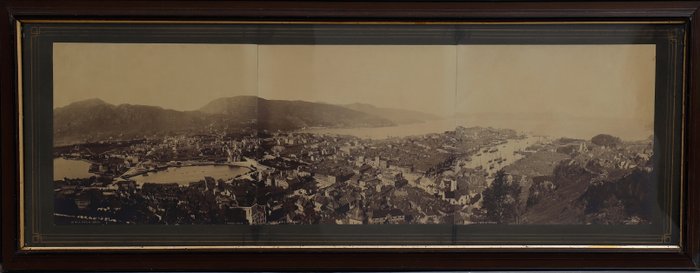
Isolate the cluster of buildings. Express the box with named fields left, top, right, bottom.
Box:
left=53, top=126, right=653, bottom=225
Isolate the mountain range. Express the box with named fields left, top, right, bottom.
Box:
left=342, top=103, right=439, bottom=125
left=53, top=96, right=437, bottom=146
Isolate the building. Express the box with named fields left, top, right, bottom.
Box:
left=240, top=203, right=267, bottom=225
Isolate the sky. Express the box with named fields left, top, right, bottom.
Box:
left=456, top=45, right=655, bottom=121
left=53, top=43, right=655, bottom=125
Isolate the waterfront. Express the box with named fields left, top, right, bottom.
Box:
left=302, top=119, right=459, bottom=139
left=462, top=136, right=544, bottom=176
left=54, top=158, right=94, bottom=181
left=129, top=165, right=250, bottom=185
left=302, top=117, right=651, bottom=141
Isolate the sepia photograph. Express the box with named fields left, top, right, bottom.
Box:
left=52, top=42, right=656, bottom=226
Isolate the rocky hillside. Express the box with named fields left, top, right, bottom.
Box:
left=54, top=97, right=398, bottom=145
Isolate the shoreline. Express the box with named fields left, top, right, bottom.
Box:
left=121, top=159, right=257, bottom=179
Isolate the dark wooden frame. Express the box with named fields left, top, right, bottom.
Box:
left=1, top=0, right=699, bottom=271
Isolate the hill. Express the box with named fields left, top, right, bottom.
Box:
left=53, top=99, right=217, bottom=145
left=343, top=103, right=439, bottom=125
left=199, top=96, right=394, bottom=130
left=54, top=97, right=396, bottom=145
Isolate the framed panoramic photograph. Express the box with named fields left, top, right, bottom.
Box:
left=1, top=0, right=699, bottom=271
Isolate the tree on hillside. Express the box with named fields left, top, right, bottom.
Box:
left=591, top=134, right=622, bottom=148
left=481, top=170, right=522, bottom=224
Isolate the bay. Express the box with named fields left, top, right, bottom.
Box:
left=130, top=165, right=250, bottom=185
left=54, top=158, right=94, bottom=181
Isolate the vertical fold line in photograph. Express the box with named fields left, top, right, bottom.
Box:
left=256, top=44, right=261, bottom=138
